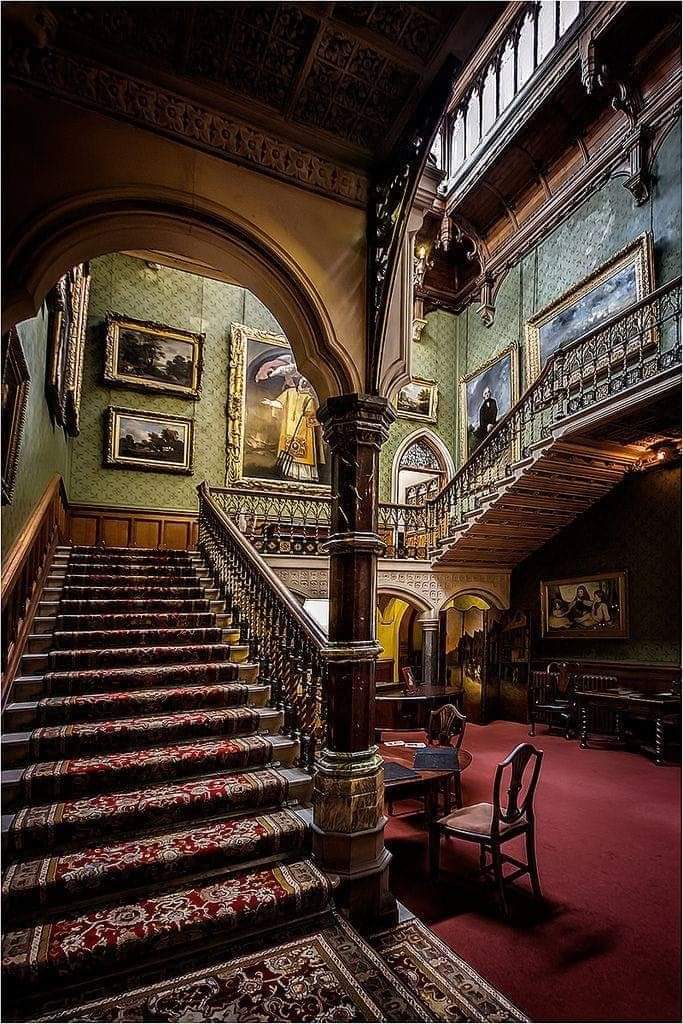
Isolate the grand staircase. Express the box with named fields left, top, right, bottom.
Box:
left=1, top=543, right=329, bottom=1018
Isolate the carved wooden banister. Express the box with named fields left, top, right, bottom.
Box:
left=1, top=474, right=68, bottom=705
left=197, top=482, right=328, bottom=772
left=427, top=277, right=682, bottom=551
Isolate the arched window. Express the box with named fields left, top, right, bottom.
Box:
left=394, top=433, right=453, bottom=506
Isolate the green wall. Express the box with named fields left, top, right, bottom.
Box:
left=70, top=253, right=283, bottom=511
left=2, top=306, right=72, bottom=556
left=510, top=464, right=681, bottom=666
left=379, top=118, right=682, bottom=493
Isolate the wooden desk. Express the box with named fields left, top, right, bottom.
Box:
left=375, top=687, right=463, bottom=732
left=381, top=742, right=473, bottom=817
left=575, top=688, right=681, bottom=765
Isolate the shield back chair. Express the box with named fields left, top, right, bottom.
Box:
left=528, top=670, right=574, bottom=738
left=430, top=742, right=544, bottom=919
left=427, top=703, right=467, bottom=807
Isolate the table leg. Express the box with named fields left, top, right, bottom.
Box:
left=655, top=716, right=665, bottom=766
left=580, top=705, right=589, bottom=749
left=616, top=711, right=625, bottom=746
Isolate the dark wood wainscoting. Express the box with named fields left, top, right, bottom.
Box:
left=68, top=504, right=199, bottom=551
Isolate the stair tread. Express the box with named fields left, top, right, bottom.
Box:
left=2, top=859, right=331, bottom=987
left=5, top=767, right=300, bottom=852
left=2, top=808, right=309, bottom=914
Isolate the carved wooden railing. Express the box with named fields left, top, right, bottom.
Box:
left=2, top=474, right=68, bottom=705
left=208, top=485, right=430, bottom=560
left=428, top=277, right=682, bottom=549
left=198, top=482, right=328, bottom=772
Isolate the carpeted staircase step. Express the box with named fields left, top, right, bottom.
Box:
left=57, top=584, right=207, bottom=600
left=46, top=642, right=247, bottom=672
left=10, top=734, right=287, bottom=804
left=28, top=660, right=254, bottom=699
left=2, top=860, right=333, bottom=993
left=65, top=545, right=194, bottom=560
left=50, top=626, right=225, bottom=651
left=55, top=598, right=212, bottom=614
left=63, top=563, right=199, bottom=578
left=26, top=706, right=274, bottom=760
left=37, top=682, right=256, bottom=723
left=3, top=809, right=308, bottom=917
left=54, top=612, right=217, bottom=631
left=5, top=767, right=305, bottom=853
left=53, top=573, right=205, bottom=588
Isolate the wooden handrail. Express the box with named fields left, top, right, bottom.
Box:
left=2, top=473, right=68, bottom=705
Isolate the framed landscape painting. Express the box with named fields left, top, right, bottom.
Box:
left=104, top=314, right=204, bottom=399
left=541, top=571, right=628, bottom=639
left=227, top=323, right=330, bottom=491
left=104, top=407, right=194, bottom=475
left=525, top=233, right=654, bottom=381
left=395, top=379, right=438, bottom=422
left=459, top=345, right=519, bottom=462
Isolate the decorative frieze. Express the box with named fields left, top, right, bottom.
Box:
left=6, top=46, right=368, bottom=208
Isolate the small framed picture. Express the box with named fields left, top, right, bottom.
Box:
left=104, top=314, right=204, bottom=399
left=541, top=572, right=628, bottom=639
left=104, top=407, right=194, bottom=475
left=395, top=379, right=438, bottom=422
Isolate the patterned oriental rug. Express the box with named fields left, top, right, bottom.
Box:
left=35, top=913, right=527, bottom=1023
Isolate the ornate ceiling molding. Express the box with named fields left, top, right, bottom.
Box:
left=6, top=45, right=369, bottom=208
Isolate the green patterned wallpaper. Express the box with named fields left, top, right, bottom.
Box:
left=70, top=254, right=283, bottom=511
left=2, top=307, right=72, bottom=557
left=379, top=118, right=682, bottom=492
left=511, top=465, right=681, bottom=664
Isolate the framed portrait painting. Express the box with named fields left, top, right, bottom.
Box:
left=458, top=345, right=519, bottom=462
left=104, top=314, right=204, bottom=399
left=104, top=407, right=194, bottom=475
left=525, top=233, right=654, bottom=381
left=45, top=263, right=91, bottom=436
left=2, top=328, right=31, bottom=504
left=541, top=571, right=628, bottom=639
left=227, top=324, right=330, bottom=492
left=395, top=379, right=438, bottom=422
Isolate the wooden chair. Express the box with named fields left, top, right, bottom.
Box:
left=401, top=666, right=421, bottom=693
left=430, top=742, right=544, bottom=919
left=528, top=671, right=574, bottom=738
left=426, top=703, right=467, bottom=806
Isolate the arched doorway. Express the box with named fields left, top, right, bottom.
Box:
left=376, top=592, right=427, bottom=686
left=391, top=429, right=455, bottom=505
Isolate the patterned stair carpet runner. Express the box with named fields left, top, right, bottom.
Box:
left=8, top=769, right=291, bottom=853
left=2, top=544, right=331, bottom=1017
left=3, top=861, right=332, bottom=990
left=3, top=810, right=308, bottom=916
left=31, top=912, right=528, bottom=1023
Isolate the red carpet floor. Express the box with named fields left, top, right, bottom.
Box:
left=385, top=720, right=681, bottom=1023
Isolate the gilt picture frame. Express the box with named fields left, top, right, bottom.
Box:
left=541, top=571, right=629, bottom=639
left=458, top=345, right=519, bottom=464
left=227, top=323, right=330, bottom=494
left=2, top=328, right=31, bottom=504
left=525, top=233, right=654, bottom=382
left=104, top=407, right=194, bottom=475
left=104, top=314, right=204, bottom=399
left=395, top=378, right=438, bottom=422
left=45, top=263, right=91, bottom=436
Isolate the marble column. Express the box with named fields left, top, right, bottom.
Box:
left=312, top=393, right=397, bottom=927
left=420, top=615, right=440, bottom=689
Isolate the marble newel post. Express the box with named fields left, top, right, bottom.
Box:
left=420, top=615, right=440, bottom=689
left=313, top=394, right=397, bottom=927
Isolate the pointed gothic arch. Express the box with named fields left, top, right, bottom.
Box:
left=391, top=428, right=456, bottom=504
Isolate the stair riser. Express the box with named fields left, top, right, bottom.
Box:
left=22, top=645, right=249, bottom=675
left=2, top=711, right=283, bottom=767
left=31, top=614, right=233, bottom=636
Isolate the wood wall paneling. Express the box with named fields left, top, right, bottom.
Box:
left=67, top=505, right=198, bottom=551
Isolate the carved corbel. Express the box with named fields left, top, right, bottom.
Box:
left=623, top=126, right=651, bottom=206
left=476, top=274, right=496, bottom=329
left=580, top=37, right=642, bottom=129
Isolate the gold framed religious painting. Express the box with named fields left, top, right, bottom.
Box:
left=103, top=314, right=204, bottom=399
left=104, top=407, right=194, bottom=475
left=525, top=233, right=654, bottom=382
left=458, top=345, right=519, bottom=463
left=394, top=378, right=438, bottom=422
left=227, top=324, right=330, bottom=492
left=541, top=571, right=629, bottom=639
